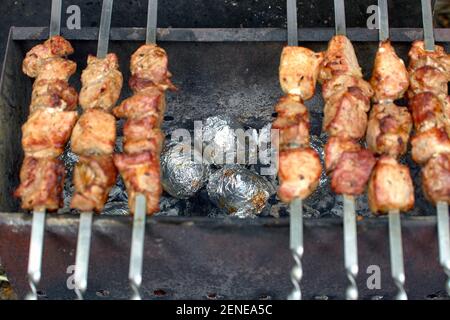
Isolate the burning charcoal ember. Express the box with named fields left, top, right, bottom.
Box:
left=161, top=141, right=211, bottom=199
left=206, top=165, right=274, bottom=218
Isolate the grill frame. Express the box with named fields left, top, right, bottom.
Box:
left=0, top=26, right=449, bottom=299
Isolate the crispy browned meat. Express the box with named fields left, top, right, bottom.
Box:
left=370, top=41, right=409, bottom=102
left=408, top=40, right=450, bottom=80
left=323, top=87, right=370, bottom=139
left=30, top=79, right=78, bottom=112
left=319, top=35, right=363, bottom=83
left=14, top=157, right=65, bottom=211
left=368, top=156, right=414, bottom=214
left=130, top=44, right=176, bottom=92
left=114, top=152, right=162, bottom=214
left=113, top=88, right=165, bottom=120
left=422, top=153, right=450, bottom=204
left=366, top=103, right=412, bottom=158
left=331, top=149, right=376, bottom=195
left=23, top=36, right=74, bottom=78
left=278, top=148, right=322, bottom=202
left=71, top=109, right=116, bottom=156
left=409, top=92, right=446, bottom=133
left=408, top=66, right=448, bottom=100
left=411, top=128, right=450, bottom=165
left=279, top=46, right=324, bottom=99
left=123, top=117, right=164, bottom=154
left=22, top=109, right=78, bottom=158
left=322, top=74, right=373, bottom=102
left=272, top=96, right=310, bottom=150
left=34, top=57, right=77, bottom=82
left=79, top=54, right=123, bottom=112
left=324, top=136, right=361, bottom=172
left=71, top=155, right=117, bottom=212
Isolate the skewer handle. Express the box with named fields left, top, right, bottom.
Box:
left=288, top=197, right=303, bottom=300
left=74, top=211, right=94, bottom=300
left=436, top=201, right=450, bottom=295
left=26, top=210, right=46, bottom=300
left=129, top=194, right=147, bottom=300
left=388, top=209, right=407, bottom=300
left=343, top=195, right=358, bottom=300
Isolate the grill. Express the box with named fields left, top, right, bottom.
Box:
left=0, top=0, right=449, bottom=300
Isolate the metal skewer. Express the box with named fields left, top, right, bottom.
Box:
left=285, top=0, right=303, bottom=301
left=421, top=0, right=450, bottom=295
left=333, top=0, right=359, bottom=300
left=73, top=0, right=114, bottom=300
left=128, top=0, right=158, bottom=300
left=388, top=210, right=407, bottom=300
left=421, top=0, right=435, bottom=51
left=25, top=0, right=62, bottom=300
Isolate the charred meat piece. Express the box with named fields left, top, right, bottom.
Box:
left=123, top=116, right=165, bottom=154
left=277, top=148, right=322, bottom=202
left=319, top=35, right=363, bottom=82
left=71, top=155, right=117, bottom=212
left=408, top=40, right=450, bottom=80
left=324, top=136, right=361, bottom=172
left=14, top=157, right=65, bottom=211
left=370, top=41, right=409, bottom=102
left=114, top=152, right=162, bottom=215
left=408, top=66, right=448, bottom=100
left=322, top=74, right=373, bottom=102
left=79, top=54, right=123, bottom=112
left=71, top=109, right=117, bottom=156
left=368, top=156, right=414, bottom=214
left=411, top=128, right=450, bottom=165
left=35, top=58, right=77, bottom=82
left=422, top=153, right=450, bottom=204
left=30, top=79, right=78, bottom=113
left=273, top=97, right=310, bottom=150
left=409, top=92, right=446, bottom=133
left=366, top=102, right=412, bottom=158
left=22, top=109, right=78, bottom=158
left=130, top=44, right=176, bottom=92
left=113, top=88, right=165, bottom=120
left=23, top=36, right=74, bottom=78
left=279, top=46, right=324, bottom=99
left=323, top=87, right=370, bottom=139
left=331, top=149, right=376, bottom=195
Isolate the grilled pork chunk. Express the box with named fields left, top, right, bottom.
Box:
left=79, top=54, right=123, bottom=112
left=366, top=102, right=412, bottom=158
left=370, top=41, right=409, bottom=103
left=279, top=46, right=324, bottom=99
left=277, top=148, right=322, bottom=202
left=368, top=156, right=414, bottom=214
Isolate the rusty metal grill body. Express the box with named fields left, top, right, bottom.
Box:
left=0, top=24, right=449, bottom=299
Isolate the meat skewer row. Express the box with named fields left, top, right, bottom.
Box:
left=15, top=34, right=79, bottom=300
left=70, top=53, right=123, bottom=213
left=366, top=40, right=414, bottom=216
left=113, top=44, right=175, bottom=215
left=275, top=45, right=324, bottom=300
left=15, top=36, right=78, bottom=211
left=367, top=4, right=414, bottom=298
left=407, top=39, right=450, bottom=294
left=319, top=34, right=377, bottom=300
